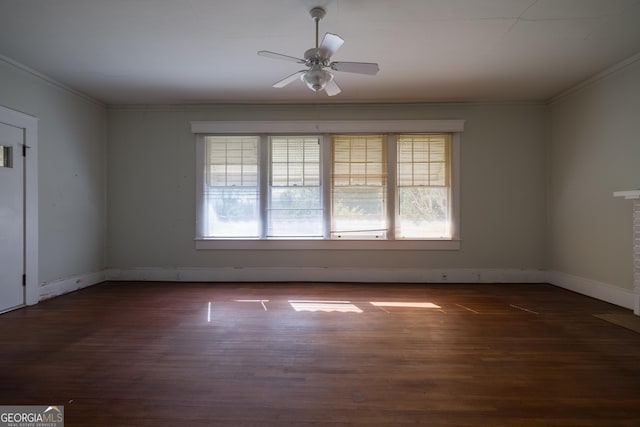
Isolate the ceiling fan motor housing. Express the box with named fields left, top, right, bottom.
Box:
left=304, top=48, right=331, bottom=66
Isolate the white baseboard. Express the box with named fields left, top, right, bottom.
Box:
left=105, top=267, right=546, bottom=284
left=39, top=268, right=637, bottom=313
left=545, top=270, right=636, bottom=311
left=39, top=271, right=106, bottom=301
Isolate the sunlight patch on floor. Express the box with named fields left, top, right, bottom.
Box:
left=288, top=300, right=363, bottom=313
left=370, top=302, right=441, bottom=309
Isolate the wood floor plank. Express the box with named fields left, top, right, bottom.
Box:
left=1, top=282, right=640, bottom=426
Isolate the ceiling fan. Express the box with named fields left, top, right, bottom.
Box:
left=257, top=6, right=379, bottom=96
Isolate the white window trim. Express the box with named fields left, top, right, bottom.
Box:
left=191, top=120, right=464, bottom=134
left=193, top=120, right=463, bottom=250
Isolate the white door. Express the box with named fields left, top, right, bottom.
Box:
left=0, top=121, right=25, bottom=312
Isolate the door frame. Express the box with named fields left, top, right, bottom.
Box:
left=0, top=104, right=38, bottom=306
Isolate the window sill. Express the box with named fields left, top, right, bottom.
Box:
left=195, top=239, right=460, bottom=251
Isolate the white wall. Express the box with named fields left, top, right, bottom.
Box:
left=0, top=57, right=107, bottom=298
left=0, top=41, right=640, bottom=307
left=549, top=56, right=640, bottom=307
left=106, top=103, right=548, bottom=281
left=1, top=45, right=637, bottom=308
left=4, top=42, right=638, bottom=310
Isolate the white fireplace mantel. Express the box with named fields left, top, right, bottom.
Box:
left=614, top=189, right=640, bottom=315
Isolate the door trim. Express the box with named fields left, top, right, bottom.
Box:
left=0, top=105, right=38, bottom=306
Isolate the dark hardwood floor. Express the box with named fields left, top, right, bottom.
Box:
left=1, top=282, right=640, bottom=426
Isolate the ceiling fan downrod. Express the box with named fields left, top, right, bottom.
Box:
left=310, top=7, right=326, bottom=49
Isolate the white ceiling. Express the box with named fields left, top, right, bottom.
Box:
left=1, top=0, right=639, bottom=105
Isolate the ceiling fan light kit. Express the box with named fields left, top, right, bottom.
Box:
left=302, top=66, right=334, bottom=92
left=257, top=6, right=379, bottom=96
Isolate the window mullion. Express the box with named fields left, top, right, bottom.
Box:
left=387, top=134, right=397, bottom=240
left=450, top=133, right=460, bottom=241
left=321, top=134, right=331, bottom=239
left=195, top=135, right=206, bottom=238
left=259, top=134, right=269, bottom=239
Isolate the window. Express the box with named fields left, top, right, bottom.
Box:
left=204, top=136, right=259, bottom=238
left=269, top=136, right=322, bottom=237
left=397, top=134, right=450, bottom=239
left=332, top=135, right=387, bottom=239
left=193, top=120, right=463, bottom=249
left=0, top=146, right=12, bottom=168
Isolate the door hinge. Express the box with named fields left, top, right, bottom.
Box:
left=22, top=145, right=27, bottom=157
left=22, top=274, right=26, bottom=287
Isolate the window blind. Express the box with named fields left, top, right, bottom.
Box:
left=397, top=134, right=449, bottom=187
left=270, top=137, right=320, bottom=187
left=207, top=136, right=258, bottom=187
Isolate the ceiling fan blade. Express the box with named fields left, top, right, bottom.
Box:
left=272, top=70, right=306, bottom=88
left=319, top=33, right=344, bottom=57
left=324, top=78, right=341, bottom=96
left=258, top=50, right=305, bottom=64
left=330, top=61, right=379, bottom=75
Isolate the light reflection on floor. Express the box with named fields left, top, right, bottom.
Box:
left=235, top=299, right=270, bottom=311
left=288, top=300, right=363, bottom=313
left=207, top=299, right=443, bottom=320
left=370, top=301, right=441, bottom=309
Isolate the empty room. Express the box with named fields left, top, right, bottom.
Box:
left=1, top=0, right=640, bottom=425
